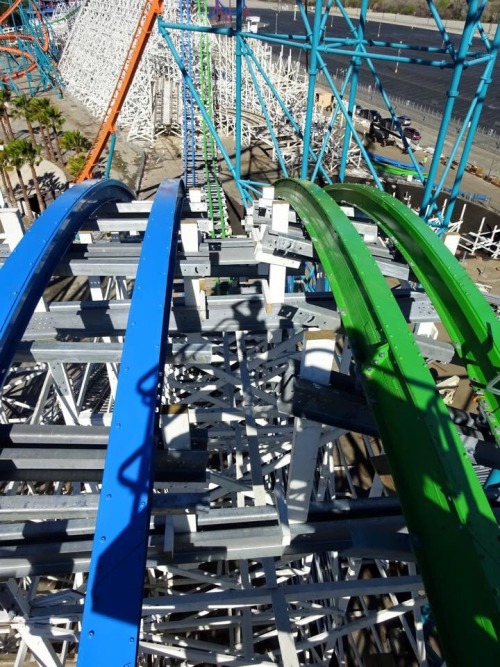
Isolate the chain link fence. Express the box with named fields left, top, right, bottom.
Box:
left=317, top=72, right=500, bottom=179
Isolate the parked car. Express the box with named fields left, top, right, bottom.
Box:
left=359, top=108, right=382, bottom=122
left=368, top=122, right=390, bottom=146
left=397, top=115, right=412, bottom=126
left=404, top=127, right=421, bottom=142
left=380, top=117, right=399, bottom=132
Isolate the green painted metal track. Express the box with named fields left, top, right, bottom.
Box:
left=274, top=178, right=500, bottom=667
left=326, top=183, right=500, bottom=444
left=197, top=0, right=227, bottom=237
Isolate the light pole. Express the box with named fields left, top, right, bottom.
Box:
left=488, top=141, right=500, bottom=178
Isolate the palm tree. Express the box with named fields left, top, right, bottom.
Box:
left=44, top=105, right=65, bottom=167
left=12, top=95, right=38, bottom=148
left=61, top=130, right=91, bottom=155
left=66, top=153, right=87, bottom=181
left=30, top=98, right=55, bottom=162
left=0, top=147, right=16, bottom=206
left=0, top=88, right=14, bottom=141
left=11, top=139, right=45, bottom=213
left=6, top=139, right=35, bottom=221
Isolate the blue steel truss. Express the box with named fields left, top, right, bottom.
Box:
left=158, top=0, right=500, bottom=229
left=180, top=0, right=197, bottom=186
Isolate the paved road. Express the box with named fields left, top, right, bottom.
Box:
left=248, top=8, right=500, bottom=131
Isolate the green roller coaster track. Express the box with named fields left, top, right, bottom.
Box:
left=274, top=178, right=500, bottom=667
left=197, top=0, right=227, bottom=238
left=325, top=184, right=500, bottom=445
left=48, top=5, right=79, bottom=24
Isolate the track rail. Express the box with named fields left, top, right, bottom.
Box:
left=78, top=179, right=185, bottom=666
left=326, top=183, right=500, bottom=444
left=274, top=178, right=500, bottom=667
left=0, top=176, right=184, bottom=664
left=1, top=176, right=500, bottom=665
left=0, top=179, right=134, bottom=389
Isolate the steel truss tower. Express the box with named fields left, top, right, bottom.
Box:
left=60, top=0, right=499, bottom=228
left=47, top=2, right=80, bottom=51
left=158, top=0, right=500, bottom=226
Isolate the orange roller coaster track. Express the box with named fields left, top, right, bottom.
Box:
left=76, top=0, right=164, bottom=182
left=0, top=0, right=51, bottom=83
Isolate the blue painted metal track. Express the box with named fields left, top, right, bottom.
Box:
left=77, top=179, right=185, bottom=666
left=0, top=179, right=134, bottom=389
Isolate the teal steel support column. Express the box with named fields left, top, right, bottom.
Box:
left=243, top=42, right=331, bottom=183
left=441, top=24, right=500, bottom=228
left=312, top=54, right=384, bottom=187
left=338, top=0, right=366, bottom=181
left=104, top=132, right=117, bottom=179
left=419, top=0, right=483, bottom=221
left=242, top=48, right=288, bottom=175
left=300, top=0, right=323, bottom=179
left=332, top=1, right=424, bottom=182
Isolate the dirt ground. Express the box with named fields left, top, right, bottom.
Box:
left=32, top=87, right=500, bottom=215
left=357, top=118, right=500, bottom=211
